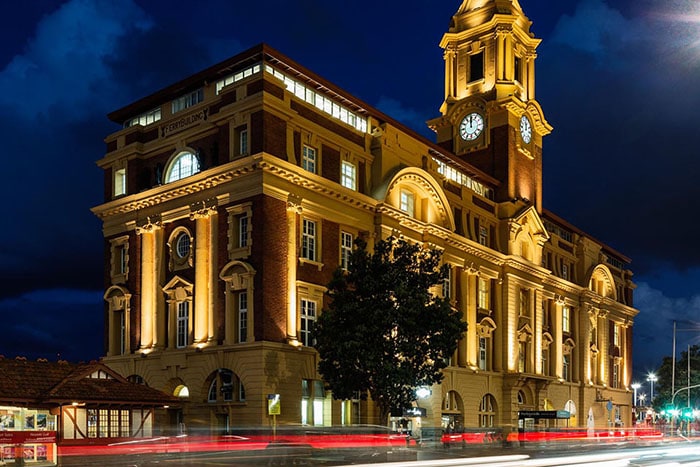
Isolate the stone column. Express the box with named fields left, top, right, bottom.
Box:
left=597, top=311, right=608, bottom=385
left=136, top=218, right=161, bottom=351
left=191, top=206, right=217, bottom=345
left=534, top=289, right=543, bottom=375
left=493, top=276, right=504, bottom=372
left=553, top=297, right=563, bottom=379
left=286, top=195, right=302, bottom=344
left=466, top=269, right=479, bottom=367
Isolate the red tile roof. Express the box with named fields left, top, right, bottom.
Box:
left=0, top=357, right=177, bottom=406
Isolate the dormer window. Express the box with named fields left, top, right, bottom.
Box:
left=165, top=151, right=200, bottom=183
left=172, top=88, right=204, bottom=114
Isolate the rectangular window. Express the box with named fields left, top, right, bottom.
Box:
left=87, top=409, right=97, bottom=438
left=562, top=264, right=569, bottom=280
left=124, top=107, right=161, bottom=128
left=99, top=409, right=108, bottom=438
left=478, top=337, right=488, bottom=370
left=562, top=306, right=570, bottom=333
left=478, top=277, right=490, bottom=310
left=514, top=56, right=522, bottom=83
left=172, top=88, right=204, bottom=113
left=469, top=51, right=484, bottom=82
left=563, top=354, right=570, bottom=381
left=302, top=145, right=317, bottom=174
left=119, top=311, right=126, bottom=355
left=442, top=266, right=452, bottom=299
left=518, top=342, right=526, bottom=373
left=120, top=410, right=130, bottom=437
left=612, top=362, right=620, bottom=388
left=313, top=380, right=325, bottom=426
left=113, top=243, right=128, bottom=276
left=613, top=324, right=620, bottom=346
left=239, top=292, right=248, bottom=343
left=478, top=225, right=488, bottom=247
left=110, top=409, right=119, bottom=437
left=341, top=161, right=357, bottom=190
left=300, top=299, right=317, bottom=347
left=301, top=219, right=317, bottom=261
left=239, top=215, right=249, bottom=248
left=177, top=302, right=189, bottom=348
left=519, top=289, right=529, bottom=317
left=240, top=128, right=248, bottom=156
left=340, top=231, right=353, bottom=270
left=399, top=190, right=415, bottom=216
left=114, top=168, right=126, bottom=197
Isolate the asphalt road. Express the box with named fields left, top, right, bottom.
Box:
left=55, top=439, right=700, bottom=466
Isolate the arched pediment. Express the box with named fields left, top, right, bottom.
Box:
left=378, top=167, right=455, bottom=231
left=104, top=285, right=131, bottom=310
left=220, top=260, right=256, bottom=290
left=518, top=323, right=533, bottom=340
left=104, top=285, right=130, bottom=300
left=477, top=317, right=497, bottom=336
left=542, top=332, right=553, bottom=346
left=508, top=206, right=549, bottom=264
left=586, top=264, right=617, bottom=300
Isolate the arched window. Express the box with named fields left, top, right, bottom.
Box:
left=207, top=369, right=245, bottom=403
left=165, top=151, right=200, bottom=183
left=174, top=385, right=190, bottom=398
left=479, top=394, right=496, bottom=427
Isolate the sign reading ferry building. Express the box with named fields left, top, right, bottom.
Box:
left=93, top=0, right=638, bottom=434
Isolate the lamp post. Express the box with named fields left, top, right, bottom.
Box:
left=647, top=373, right=657, bottom=402
left=631, top=382, right=641, bottom=407
left=638, top=393, right=647, bottom=406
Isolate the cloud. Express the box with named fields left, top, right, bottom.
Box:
left=375, top=96, right=431, bottom=138
left=0, top=0, right=152, bottom=122
left=0, top=289, right=103, bottom=362
left=633, top=282, right=700, bottom=374
left=549, top=0, right=649, bottom=63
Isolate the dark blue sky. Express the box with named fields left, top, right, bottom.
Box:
left=1, top=0, right=698, bottom=384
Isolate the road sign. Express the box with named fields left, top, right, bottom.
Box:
left=267, top=394, right=281, bottom=415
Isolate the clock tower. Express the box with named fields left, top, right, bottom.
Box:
left=428, top=0, right=552, bottom=212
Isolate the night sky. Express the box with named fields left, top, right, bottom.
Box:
left=1, top=0, right=698, bottom=387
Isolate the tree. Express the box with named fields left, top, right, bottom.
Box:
left=314, top=236, right=467, bottom=425
left=651, top=344, right=700, bottom=411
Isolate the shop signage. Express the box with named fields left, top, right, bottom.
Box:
left=518, top=410, right=570, bottom=420
left=0, top=431, right=57, bottom=444
left=403, top=407, right=427, bottom=417
left=160, top=108, right=209, bottom=137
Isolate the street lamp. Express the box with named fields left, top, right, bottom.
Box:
left=631, top=382, right=641, bottom=407
left=638, top=393, right=647, bottom=406
left=647, top=373, right=658, bottom=402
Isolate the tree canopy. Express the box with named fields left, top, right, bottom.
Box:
left=314, top=236, right=467, bottom=424
left=651, top=344, right=700, bottom=411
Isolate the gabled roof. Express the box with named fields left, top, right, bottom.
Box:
left=0, top=357, right=177, bottom=407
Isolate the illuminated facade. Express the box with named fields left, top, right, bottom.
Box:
left=93, top=0, right=638, bottom=433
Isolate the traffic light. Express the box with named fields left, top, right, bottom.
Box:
left=681, top=407, right=693, bottom=420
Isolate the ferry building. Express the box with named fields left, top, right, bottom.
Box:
left=93, top=0, right=639, bottom=434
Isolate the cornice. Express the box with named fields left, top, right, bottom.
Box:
left=257, top=159, right=377, bottom=213
left=542, top=275, right=582, bottom=296
left=92, top=161, right=259, bottom=219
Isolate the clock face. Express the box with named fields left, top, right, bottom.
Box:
left=520, top=115, right=532, bottom=144
left=459, top=112, right=484, bottom=141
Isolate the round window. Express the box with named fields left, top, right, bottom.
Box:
left=175, top=233, right=191, bottom=259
